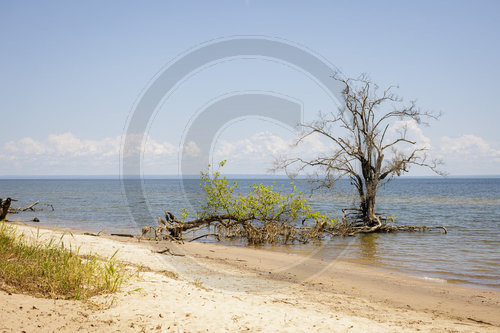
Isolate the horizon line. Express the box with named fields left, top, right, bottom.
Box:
left=1, top=174, right=499, bottom=180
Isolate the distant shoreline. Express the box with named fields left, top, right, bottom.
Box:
left=1, top=174, right=499, bottom=180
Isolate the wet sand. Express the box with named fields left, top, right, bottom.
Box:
left=1, top=223, right=499, bottom=332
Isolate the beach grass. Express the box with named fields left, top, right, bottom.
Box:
left=0, top=222, right=125, bottom=300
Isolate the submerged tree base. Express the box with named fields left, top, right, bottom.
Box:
left=336, top=208, right=447, bottom=236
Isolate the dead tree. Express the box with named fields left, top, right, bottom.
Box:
left=22, top=201, right=39, bottom=211
left=0, top=198, right=14, bottom=221
left=141, top=209, right=446, bottom=245
left=1, top=199, right=50, bottom=221
left=146, top=210, right=331, bottom=245
left=277, top=74, right=444, bottom=230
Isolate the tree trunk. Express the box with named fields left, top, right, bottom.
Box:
left=365, top=194, right=377, bottom=225
left=361, top=181, right=378, bottom=226
left=0, top=198, right=13, bottom=221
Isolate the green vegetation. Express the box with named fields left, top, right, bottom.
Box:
left=147, top=160, right=446, bottom=244
left=0, top=222, right=125, bottom=299
left=197, top=161, right=330, bottom=225
left=151, top=161, right=338, bottom=244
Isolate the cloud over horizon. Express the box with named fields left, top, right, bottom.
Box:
left=0, top=132, right=176, bottom=175
left=0, top=130, right=498, bottom=176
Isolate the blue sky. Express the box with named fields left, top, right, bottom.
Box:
left=1, top=0, right=499, bottom=176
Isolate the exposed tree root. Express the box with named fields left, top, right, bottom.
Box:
left=139, top=208, right=447, bottom=245
left=335, top=208, right=447, bottom=236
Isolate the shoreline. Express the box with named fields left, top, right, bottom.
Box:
left=16, top=219, right=500, bottom=291
left=250, top=243, right=500, bottom=292
left=1, top=222, right=499, bottom=332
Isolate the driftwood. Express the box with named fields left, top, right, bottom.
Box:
left=84, top=232, right=102, bottom=237
left=110, top=233, right=135, bottom=238
left=153, top=248, right=185, bottom=256
left=8, top=201, right=53, bottom=213
left=22, top=201, right=39, bottom=211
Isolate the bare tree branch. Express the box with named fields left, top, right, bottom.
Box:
left=275, top=73, right=444, bottom=226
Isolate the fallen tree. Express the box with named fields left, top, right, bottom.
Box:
left=21, top=200, right=39, bottom=211
left=141, top=161, right=335, bottom=244
left=8, top=200, right=54, bottom=214
left=1, top=198, right=53, bottom=221
left=141, top=161, right=446, bottom=245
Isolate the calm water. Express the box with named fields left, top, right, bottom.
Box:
left=1, top=178, right=499, bottom=289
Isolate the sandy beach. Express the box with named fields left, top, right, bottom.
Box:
left=1, top=223, right=498, bottom=333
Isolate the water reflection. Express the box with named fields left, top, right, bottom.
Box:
left=358, top=233, right=379, bottom=264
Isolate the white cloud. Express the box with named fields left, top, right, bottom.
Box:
left=387, top=119, right=431, bottom=150
left=184, top=141, right=201, bottom=157
left=440, top=134, right=500, bottom=162
left=211, top=131, right=332, bottom=173
left=47, top=133, right=122, bottom=157
left=214, top=132, right=288, bottom=158
left=2, top=130, right=498, bottom=176
left=4, top=137, right=48, bottom=155
left=379, top=123, right=500, bottom=174
left=432, top=134, right=500, bottom=175
left=211, top=127, right=499, bottom=176
left=1, top=133, right=177, bottom=174
left=144, top=138, right=176, bottom=156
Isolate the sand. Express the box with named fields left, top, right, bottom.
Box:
left=1, top=223, right=499, bottom=332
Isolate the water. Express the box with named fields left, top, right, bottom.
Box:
left=1, top=177, right=499, bottom=289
